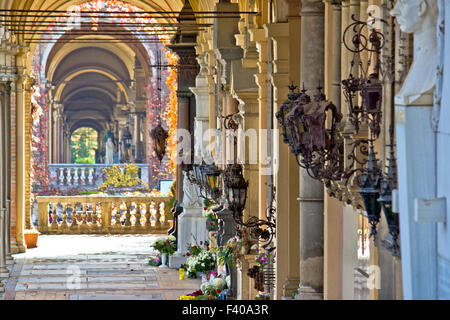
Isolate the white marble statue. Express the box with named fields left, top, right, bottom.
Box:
left=391, top=0, right=438, bottom=103
left=105, top=137, right=114, bottom=164
left=182, top=171, right=202, bottom=208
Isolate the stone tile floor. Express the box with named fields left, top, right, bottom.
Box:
left=1, top=234, right=200, bottom=300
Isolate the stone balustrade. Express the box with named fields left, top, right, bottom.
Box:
left=36, top=195, right=171, bottom=234
left=48, top=164, right=150, bottom=191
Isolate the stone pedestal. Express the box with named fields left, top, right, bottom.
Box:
left=395, top=97, right=437, bottom=299
left=168, top=207, right=209, bottom=268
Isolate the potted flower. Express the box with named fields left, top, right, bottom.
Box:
left=185, top=241, right=216, bottom=280
left=24, top=228, right=40, bottom=249
left=151, top=235, right=176, bottom=268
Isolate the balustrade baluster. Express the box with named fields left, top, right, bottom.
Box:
left=80, top=168, right=86, bottom=185
left=73, top=168, right=79, bottom=186
left=154, top=201, right=162, bottom=228
left=145, top=202, right=152, bottom=229
left=59, top=168, right=65, bottom=185
left=134, top=202, right=142, bottom=227
left=71, top=203, right=79, bottom=230
left=61, top=203, right=68, bottom=228
left=88, top=168, right=94, bottom=185
left=51, top=202, right=58, bottom=230
left=92, top=202, right=98, bottom=228
left=124, top=201, right=132, bottom=227
left=67, top=168, right=72, bottom=186
left=161, top=200, right=169, bottom=227
left=115, top=201, right=122, bottom=227
left=81, top=203, right=88, bottom=224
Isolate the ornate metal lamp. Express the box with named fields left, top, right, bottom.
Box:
left=223, top=164, right=248, bottom=214
left=151, top=123, right=169, bottom=162
left=358, top=139, right=382, bottom=238
left=203, top=163, right=223, bottom=203
left=342, top=14, right=387, bottom=137
left=122, top=124, right=132, bottom=162
left=150, top=50, right=169, bottom=162
left=378, top=137, right=399, bottom=255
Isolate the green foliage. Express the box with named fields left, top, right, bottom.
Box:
left=75, top=157, right=95, bottom=164
left=71, top=127, right=98, bottom=164
left=99, top=163, right=144, bottom=192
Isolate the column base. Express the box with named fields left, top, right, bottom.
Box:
left=0, top=269, right=10, bottom=279
left=282, top=277, right=300, bottom=297
left=294, top=286, right=323, bottom=300
left=168, top=251, right=187, bottom=269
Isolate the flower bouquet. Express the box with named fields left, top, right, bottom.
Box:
left=151, top=235, right=177, bottom=255
left=186, top=242, right=216, bottom=277
left=151, top=235, right=176, bottom=268
left=216, top=236, right=241, bottom=267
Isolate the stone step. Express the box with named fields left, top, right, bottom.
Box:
left=15, top=282, right=159, bottom=291
left=68, top=293, right=163, bottom=300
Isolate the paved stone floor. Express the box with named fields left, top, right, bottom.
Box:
left=1, top=234, right=200, bottom=300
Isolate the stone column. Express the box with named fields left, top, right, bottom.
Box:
left=249, top=27, right=268, bottom=229
left=167, top=0, right=200, bottom=203
left=4, top=82, right=12, bottom=261
left=268, top=20, right=302, bottom=299
left=295, top=0, right=325, bottom=300
left=323, top=0, right=344, bottom=300
left=190, top=53, right=210, bottom=159
left=0, top=83, right=9, bottom=280
left=14, top=49, right=28, bottom=253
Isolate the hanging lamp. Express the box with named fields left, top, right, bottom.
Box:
left=150, top=50, right=169, bottom=162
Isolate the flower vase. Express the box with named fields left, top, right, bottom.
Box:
left=159, top=253, right=168, bottom=268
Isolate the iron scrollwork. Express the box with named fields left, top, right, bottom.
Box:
left=342, top=14, right=387, bottom=138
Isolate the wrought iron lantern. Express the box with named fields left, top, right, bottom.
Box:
left=122, top=125, right=132, bottom=161
left=223, top=164, right=248, bottom=214
left=150, top=123, right=169, bottom=162
left=358, top=140, right=382, bottom=238
left=276, top=83, right=344, bottom=181
left=342, top=14, right=387, bottom=138
left=377, top=138, right=399, bottom=255
left=150, top=50, right=170, bottom=162
left=203, top=163, right=223, bottom=203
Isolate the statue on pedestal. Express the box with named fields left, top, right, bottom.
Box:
left=182, top=171, right=202, bottom=208
left=104, top=130, right=115, bottom=164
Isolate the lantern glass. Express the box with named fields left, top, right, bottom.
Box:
left=360, top=191, right=381, bottom=223
left=363, top=77, right=382, bottom=113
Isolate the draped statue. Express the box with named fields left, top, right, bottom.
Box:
left=104, top=130, right=115, bottom=164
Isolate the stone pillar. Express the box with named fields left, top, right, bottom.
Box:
left=268, top=20, right=302, bottom=299
left=190, top=53, right=210, bottom=159
left=4, top=82, right=12, bottom=261
left=295, top=0, right=325, bottom=300
left=396, top=97, right=437, bottom=299
left=323, top=0, right=344, bottom=300
left=249, top=26, right=268, bottom=230
left=0, top=83, right=9, bottom=280
left=167, top=0, right=200, bottom=203
left=14, top=49, right=28, bottom=253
